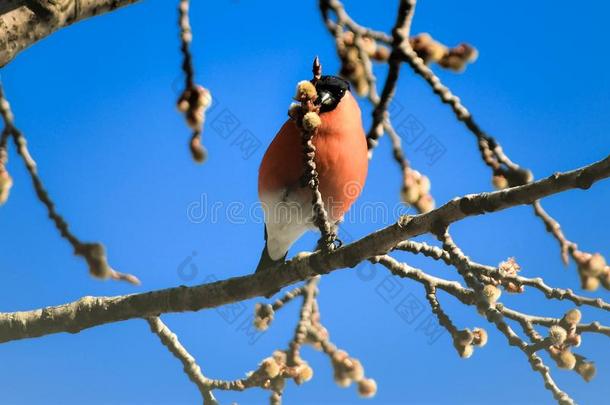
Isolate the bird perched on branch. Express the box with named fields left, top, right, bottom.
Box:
left=256, top=75, right=368, bottom=273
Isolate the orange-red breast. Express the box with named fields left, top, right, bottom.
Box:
left=256, top=76, right=368, bottom=272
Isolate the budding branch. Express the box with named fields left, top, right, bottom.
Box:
left=1, top=154, right=608, bottom=343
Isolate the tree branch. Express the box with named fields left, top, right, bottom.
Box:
left=147, top=316, right=218, bottom=404
left=1, top=154, right=608, bottom=343
left=0, top=0, right=141, bottom=67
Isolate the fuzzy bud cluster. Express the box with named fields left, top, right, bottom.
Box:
left=303, top=112, right=322, bottom=132
left=305, top=324, right=329, bottom=351
left=177, top=85, right=212, bottom=131
left=410, top=33, right=478, bottom=72
left=492, top=173, right=509, bottom=190
left=337, top=32, right=389, bottom=97
left=293, top=362, right=314, bottom=385
left=329, top=349, right=375, bottom=397
left=289, top=81, right=322, bottom=134
left=547, top=333, right=588, bottom=377
left=574, top=356, right=596, bottom=382
left=400, top=168, right=434, bottom=213
left=545, top=309, right=594, bottom=378
left=549, top=346, right=577, bottom=370
left=573, top=250, right=610, bottom=291
left=76, top=242, right=113, bottom=280
left=562, top=309, right=582, bottom=326
left=254, top=303, right=275, bottom=331
left=477, top=284, right=501, bottom=314
left=337, top=31, right=476, bottom=96
left=453, top=327, right=488, bottom=359
left=558, top=309, right=583, bottom=348
left=497, top=257, right=524, bottom=293
left=260, top=356, right=282, bottom=379
left=357, top=378, right=377, bottom=398
left=294, top=81, right=317, bottom=101
left=548, top=325, right=568, bottom=346
left=177, top=85, right=211, bottom=163
left=262, top=351, right=314, bottom=387
left=75, top=242, right=140, bottom=285
left=252, top=352, right=288, bottom=392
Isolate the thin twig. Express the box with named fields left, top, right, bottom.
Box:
left=147, top=317, right=218, bottom=404
left=0, top=83, right=139, bottom=285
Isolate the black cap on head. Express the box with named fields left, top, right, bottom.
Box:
left=314, top=75, right=350, bottom=113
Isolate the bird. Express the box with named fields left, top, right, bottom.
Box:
left=256, top=75, right=368, bottom=273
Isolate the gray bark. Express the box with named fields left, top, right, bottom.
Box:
left=0, top=0, right=141, bottom=67
left=1, top=154, right=608, bottom=343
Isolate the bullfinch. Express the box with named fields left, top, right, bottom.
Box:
left=256, top=75, right=368, bottom=273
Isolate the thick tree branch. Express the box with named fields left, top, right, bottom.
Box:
left=1, top=154, right=608, bottom=344
left=0, top=0, right=141, bottom=67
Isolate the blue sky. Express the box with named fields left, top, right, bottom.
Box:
left=1, top=0, right=609, bottom=404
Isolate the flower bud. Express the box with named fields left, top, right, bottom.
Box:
left=189, top=137, right=206, bottom=163
left=481, top=284, right=501, bottom=305
left=344, top=358, right=364, bottom=381
left=418, top=175, right=431, bottom=195
left=457, top=344, right=474, bottom=359
left=565, top=333, right=581, bottom=348
left=76, top=243, right=112, bottom=279
left=272, top=350, right=287, bottom=364
left=575, top=360, right=596, bottom=382
left=270, top=376, right=286, bottom=391
left=472, top=328, right=488, bottom=347
left=302, top=112, right=322, bottom=132
left=196, top=86, right=212, bottom=109
left=294, top=363, right=314, bottom=384
left=504, top=282, right=525, bottom=294
left=548, top=325, right=568, bottom=346
left=498, top=257, right=520, bottom=275
left=586, top=253, right=606, bottom=277
left=288, top=103, right=302, bottom=120
left=357, top=378, right=377, bottom=398
left=416, top=194, right=435, bottom=213
left=401, top=185, right=420, bottom=205
left=581, top=275, right=600, bottom=291
left=555, top=350, right=576, bottom=370
left=177, top=98, right=189, bottom=112
left=455, top=329, right=474, bottom=345
left=254, top=303, right=274, bottom=331
left=260, top=357, right=281, bottom=379
left=332, top=350, right=348, bottom=364
left=563, top=309, right=582, bottom=326
left=295, top=80, right=317, bottom=101
left=492, top=174, right=508, bottom=190
left=334, top=376, right=351, bottom=388
left=186, top=107, right=204, bottom=130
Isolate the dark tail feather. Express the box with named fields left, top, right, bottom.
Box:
left=255, top=243, right=286, bottom=273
